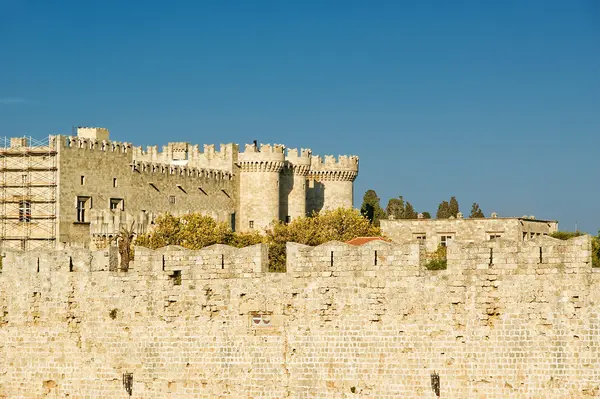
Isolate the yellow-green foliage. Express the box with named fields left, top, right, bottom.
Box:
left=135, top=208, right=383, bottom=272
left=267, top=208, right=382, bottom=272
left=425, top=245, right=447, bottom=270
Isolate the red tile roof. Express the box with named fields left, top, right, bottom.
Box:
left=345, top=237, right=386, bottom=246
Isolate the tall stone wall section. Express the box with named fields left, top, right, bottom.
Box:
left=1, top=236, right=597, bottom=398
left=55, top=136, right=236, bottom=246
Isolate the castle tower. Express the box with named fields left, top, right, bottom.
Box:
left=281, top=148, right=312, bottom=221
left=237, top=143, right=285, bottom=231
left=307, top=155, right=359, bottom=214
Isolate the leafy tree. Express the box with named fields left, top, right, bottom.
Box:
left=135, top=213, right=234, bottom=250
left=448, top=196, right=460, bottom=218
left=422, top=212, right=431, bottom=219
left=470, top=203, right=485, bottom=218
left=136, top=209, right=382, bottom=272
left=436, top=201, right=450, bottom=219
left=385, top=196, right=418, bottom=219
left=404, top=202, right=417, bottom=219
left=267, top=208, right=382, bottom=271
left=385, top=197, right=405, bottom=219
left=360, top=189, right=386, bottom=226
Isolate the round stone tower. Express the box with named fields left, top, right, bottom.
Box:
left=307, top=154, right=359, bottom=214
left=237, top=143, right=285, bottom=231
left=281, top=148, right=312, bottom=221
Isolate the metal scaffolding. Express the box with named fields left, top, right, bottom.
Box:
left=0, top=136, right=57, bottom=250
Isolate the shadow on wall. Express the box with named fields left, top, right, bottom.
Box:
left=306, top=181, right=324, bottom=215
left=279, top=173, right=293, bottom=221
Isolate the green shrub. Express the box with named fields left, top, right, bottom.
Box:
left=549, top=231, right=585, bottom=240
left=135, top=209, right=384, bottom=272
left=425, top=245, right=447, bottom=270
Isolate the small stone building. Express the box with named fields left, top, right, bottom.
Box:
left=0, top=127, right=358, bottom=250
left=380, top=214, right=558, bottom=252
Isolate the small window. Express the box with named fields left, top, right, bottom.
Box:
left=113, top=178, right=117, bottom=188
left=110, top=198, right=124, bottom=211
left=19, top=200, right=31, bottom=222
left=489, top=234, right=502, bottom=240
left=22, top=174, right=28, bottom=185
left=249, top=220, right=254, bottom=229
left=169, top=195, right=176, bottom=204
left=413, top=233, right=426, bottom=244
left=80, top=176, right=85, bottom=185
left=523, top=232, right=527, bottom=241
left=76, top=196, right=90, bottom=222
left=440, top=235, right=454, bottom=247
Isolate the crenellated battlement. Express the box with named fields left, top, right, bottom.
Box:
left=53, top=135, right=133, bottom=154
left=237, top=143, right=286, bottom=171
left=0, top=235, right=592, bottom=280
left=1, top=234, right=598, bottom=397
left=310, top=154, right=359, bottom=171
left=283, top=148, right=312, bottom=175
left=446, top=234, right=592, bottom=273
left=131, top=142, right=238, bottom=172
left=308, top=154, right=359, bottom=181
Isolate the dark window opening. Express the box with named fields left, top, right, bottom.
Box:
left=169, top=195, right=176, bottom=204
left=80, top=176, right=85, bottom=185
left=249, top=220, right=254, bottom=229
left=110, top=198, right=124, bottom=211
left=171, top=270, right=182, bottom=285
left=113, top=177, right=117, bottom=188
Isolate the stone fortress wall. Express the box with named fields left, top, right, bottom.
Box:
left=1, top=235, right=598, bottom=398
left=54, top=135, right=236, bottom=247
left=0, top=127, right=360, bottom=250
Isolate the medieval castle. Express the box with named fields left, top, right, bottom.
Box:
left=1, top=127, right=599, bottom=398
left=0, top=127, right=358, bottom=250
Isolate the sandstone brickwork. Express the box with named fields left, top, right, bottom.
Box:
left=0, top=128, right=359, bottom=249
left=0, top=235, right=598, bottom=398
left=381, top=217, right=559, bottom=252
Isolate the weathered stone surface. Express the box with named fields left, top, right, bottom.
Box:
left=0, top=236, right=598, bottom=398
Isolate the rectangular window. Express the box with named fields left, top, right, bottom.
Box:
left=249, top=220, right=254, bottom=229
left=489, top=234, right=502, bottom=240
left=110, top=198, right=124, bottom=211
left=19, top=200, right=31, bottom=222
left=113, top=178, right=117, bottom=188
left=440, top=235, right=454, bottom=247
left=230, top=212, right=236, bottom=232
left=413, top=233, right=426, bottom=244
left=80, top=176, right=85, bottom=185
left=22, top=174, right=28, bottom=185
left=76, top=196, right=90, bottom=222
left=169, top=195, right=176, bottom=204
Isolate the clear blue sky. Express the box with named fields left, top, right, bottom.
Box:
left=1, top=1, right=599, bottom=232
